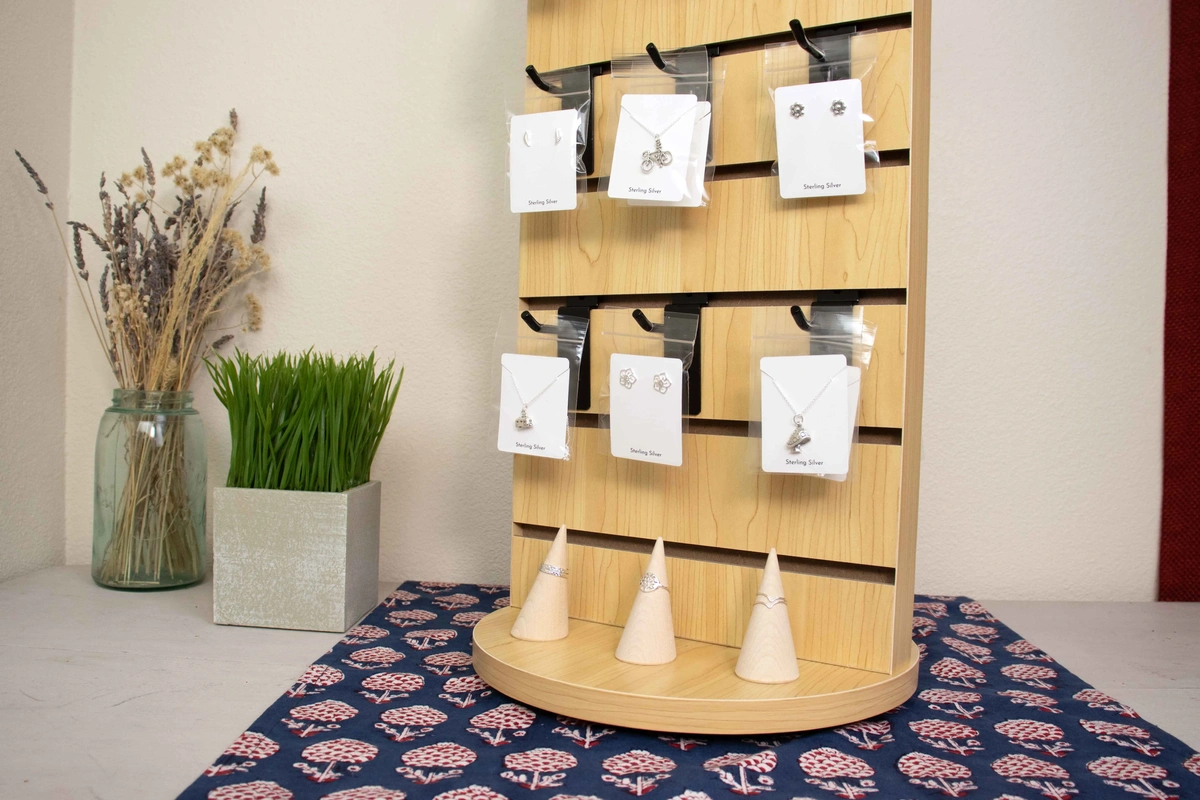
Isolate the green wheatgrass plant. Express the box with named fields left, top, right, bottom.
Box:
left=207, top=350, right=403, bottom=493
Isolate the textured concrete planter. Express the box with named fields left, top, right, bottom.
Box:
left=213, top=481, right=380, bottom=632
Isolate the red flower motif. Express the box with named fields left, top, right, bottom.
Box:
left=702, top=750, right=777, bottom=795
left=897, top=752, right=975, bottom=797
left=601, top=750, right=678, bottom=795
left=930, top=658, right=986, bottom=688
left=949, top=623, right=998, bottom=643
left=377, top=704, right=449, bottom=743
left=908, top=720, right=983, bottom=757
left=294, top=738, right=378, bottom=784
left=396, top=742, right=477, bottom=785
left=434, top=593, right=480, bottom=610
left=1001, top=664, right=1058, bottom=690
left=283, top=700, right=357, bottom=738
left=991, top=753, right=1076, bottom=800
left=403, top=629, right=458, bottom=651
left=440, top=674, right=491, bottom=709
left=958, top=601, right=997, bottom=621
left=1183, top=754, right=1200, bottom=777
left=203, top=731, right=280, bottom=777
left=468, top=703, right=536, bottom=746
left=995, top=719, right=1072, bottom=758
left=431, top=787, right=508, bottom=800
left=1074, top=688, right=1139, bottom=718
left=918, top=688, right=984, bottom=720
left=913, top=602, right=948, bottom=618
left=322, top=787, right=410, bottom=800
left=452, top=611, right=489, bottom=627
left=388, top=610, right=439, bottom=628
left=1005, top=639, right=1054, bottom=662
left=913, top=617, right=938, bottom=638
left=942, top=637, right=994, bottom=665
left=1086, top=755, right=1178, bottom=798
left=341, top=625, right=390, bottom=645
left=286, top=664, right=344, bottom=698
left=359, top=672, right=424, bottom=704
left=998, top=689, right=1061, bottom=714
left=383, top=589, right=420, bottom=607
left=502, top=747, right=579, bottom=790
left=342, top=647, right=407, bottom=671
left=422, top=651, right=474, bottom=675
left=835, top=720, right=894, bottom=751
left=1079, top=719, right=1162, bottom=757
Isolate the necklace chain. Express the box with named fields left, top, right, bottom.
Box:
left=503, top=364, right=570, bottom=409
left=761, top=365, right=848, bottom=424
left=622, top=101, right=697, bottom=140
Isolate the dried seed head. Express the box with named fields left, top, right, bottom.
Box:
left=228, top=108, right=239, bottom=131
left=246, top=293, right=263, bottom=332
left=14, top=150, right=50, bottom=195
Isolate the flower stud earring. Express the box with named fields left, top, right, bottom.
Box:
left=619, top=368, right=638, bottom=390
left=653, top=373, right=672, bottom=394
left=830, top=100, right=847, bottom=116
left=790, top=102, right=805, bottom=118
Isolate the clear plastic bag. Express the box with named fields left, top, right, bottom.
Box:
left=747, top=306, right=877, bottom=481
left=597, top=308, right=699, bottom=467
left=506, top=65, right=593, bottom=213
left=492, top=310, right=589, bottom=460
left=764, top=35, right=879, bottom=199
left=604, top=47, right=724, bottom=207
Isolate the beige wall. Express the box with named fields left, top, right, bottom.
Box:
left=920, top=1, right=1168, bottom=600
left=64, top=1, right=528, bottom=583
left=0, top=0, right=73, bottom=582
left=51, top=2, right=1169, bottom=599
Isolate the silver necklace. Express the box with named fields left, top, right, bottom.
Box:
left=622, top=101, right=696, bottom=173
left=761, top=365, right=848, bottom=453
left=503, top=364, right=570, bottom=430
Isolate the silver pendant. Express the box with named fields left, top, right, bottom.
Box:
left=786, top=415, right=811, bottom=453
left=515, top=406, right=533, bottom=430
left=641, top=137, right=673, bottom=172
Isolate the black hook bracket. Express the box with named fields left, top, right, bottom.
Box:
left=630, top=293, right=708, bottom=415
left=520, top=297, right=599, bottom=411
left=788, top=18, right=855, bottom=84
left=790, top=291, right=860, bottom=361
left=525, top=63, right=602, bottom=176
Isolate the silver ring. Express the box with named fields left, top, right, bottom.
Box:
left=639, top=572, right=668, bottom=593
left=754, top=593, right=786, bottom=609
left=539, top=563, right=567, bottom=578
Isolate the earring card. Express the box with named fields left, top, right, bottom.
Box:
left=510, top=109, right=581, bottom=213
left=774, top=78, right=866, bottom=199
left=609, top=353, right=685, bottom=466
left=607, top=94, right=698, bottom=202
left=760, top=354, right=851, bottom=474
left=498, top=353, right=572, bottom=459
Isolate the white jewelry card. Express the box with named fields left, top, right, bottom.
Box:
left=497, top=353, right=571, bottom=459
left=760, top=354, right=851, bottom=475
left=609, top=353, right=684, bottom=466
left=608, top=94, right=698, bottom=202
left=628, top=102, right=711, bottom=208
left=774, top=79, right=866, bottom=199
left=509, top=109, right=580, bottom=213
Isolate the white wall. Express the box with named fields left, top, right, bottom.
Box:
left=55, top=1, right=1170, bottom=598
left=919, top=0, right=1169, bottom=600
left=0, top=0, right=73, bottom=582
left=64, top=1, right=528, bottom=583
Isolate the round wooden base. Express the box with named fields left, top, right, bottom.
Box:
left=473, top=607, right=920, bottom=735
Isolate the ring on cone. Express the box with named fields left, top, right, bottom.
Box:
left=510, top=525, right=569, bottom=641
left=735, top=548, right=799, bottom=683
left=615, top=537, right=677, bottom=665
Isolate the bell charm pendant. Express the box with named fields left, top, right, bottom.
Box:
left=515, top=406, right=534, bottom=430
left=786, top=417, right=811, bottom=453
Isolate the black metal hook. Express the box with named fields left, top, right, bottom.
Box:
left=788, top=19, right=828, bottom=63
left=631, top=309, right=658, bottom=332
left=525, top=64, right=569, bottom=95
left=789, top=305, right=815, bottom=331
left=645, top=43, right=681, bottom=75
left=520, top=310, right=543, bottom=332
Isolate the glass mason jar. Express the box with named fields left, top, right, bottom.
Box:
left=93, top=390, right=207, bottom=589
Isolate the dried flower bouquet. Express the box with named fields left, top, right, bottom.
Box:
left=16, top=110, right=278, bottom=586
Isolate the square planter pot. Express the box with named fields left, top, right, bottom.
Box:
left=213, top=481, right=380, bottom=632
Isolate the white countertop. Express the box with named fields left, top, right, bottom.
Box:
left=1, top=566, right=1197, bottom=799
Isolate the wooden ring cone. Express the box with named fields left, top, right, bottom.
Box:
left=510, top=525, right=569, bottom=641
left=735, top=548, right=800, bottom=683
left=615, top=537, right=677, bottom=665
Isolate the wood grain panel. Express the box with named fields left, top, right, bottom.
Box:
left=527, top=0, right=913, bottom=72
left=511, top=534, right=894, bottom=672
left=591, top=29, right=912, bottom=175
left=514, top=427, right=901, bottom=567
left=519, top=168, right=909, bottom=297
left=583, top=305, right=905, bottom=427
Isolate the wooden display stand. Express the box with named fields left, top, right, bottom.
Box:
left=474, top=0, right=930, bottom=735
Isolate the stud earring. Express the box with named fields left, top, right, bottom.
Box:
left=523, top=131, right=533, bottom=147
left=830, top=100, right=846, bottom=117
left=554, top=128, right=563, bottom=145
left=789, top=102, right=805, bottom=118
left=619, top=368, right=638, bottom=389
left=653, top=373, right=672, bottom=394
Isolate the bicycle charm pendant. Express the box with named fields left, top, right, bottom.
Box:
left=641, top=137, right=673, bottom=173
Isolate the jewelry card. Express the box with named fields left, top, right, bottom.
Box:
left=760, top=354, right=851, bottom=474
left=774, top=79, right=866, bottom=199
left=497, top=353, right=571, bottom=459
left=607, top=94, right=698, bottom=202
left=609, top=353, right=684, bottom=466
left=628, top=102, right=711, bottom=208
left=509, top=109, right=580, bottom=213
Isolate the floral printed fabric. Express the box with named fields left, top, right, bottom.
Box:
left=179, top=585, right=1200, bottom=800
